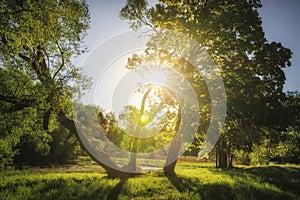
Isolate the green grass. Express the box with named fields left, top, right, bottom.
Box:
left=0, top=162, right=299, bottom=200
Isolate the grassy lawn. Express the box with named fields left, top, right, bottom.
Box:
left=0, top=162, right=299, bottom=200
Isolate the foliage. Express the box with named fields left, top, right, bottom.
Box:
left=98, top=84, right=179, bottom=153
left=0, top=0, right=90, bottom=168
left=120, top=0, right=294, bottom=169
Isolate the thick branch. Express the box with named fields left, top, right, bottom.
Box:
left=0, top=94, right=36, bottom=106
left=0, top=9, right=34, bottom=16
left=58, top=111, right=141, bottom=178
left=43, top=108, right=52, bottom=130
left=0, top=94, right=36, bottom=112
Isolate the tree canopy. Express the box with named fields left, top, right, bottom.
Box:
left=0, top=0, right=89, bottom=167
left=120, top=0, right=294, bottom=171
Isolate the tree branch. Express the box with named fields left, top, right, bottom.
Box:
left=52, top=42, right=65, bottom=79
left=0, top=94, right=36, bottom=111
left=0, top=9, right=34, bottom=16
left=58, top=111, right=141, bottom=178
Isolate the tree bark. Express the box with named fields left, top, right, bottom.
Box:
left=229, top=154, right=234, bottom=167
left=216, top=139, right=228, bottom=168
left=126, top=85, right=153, bottom=172
left=58, top=112, right=141, bottom=178
left=163, top=133, right=180, bottom=175
left=164, top=106, right=181, bottom=175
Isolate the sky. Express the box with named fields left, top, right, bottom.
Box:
left=80, top=0, right=300, bottom=92
left=259, top=0, right=300, bottom=91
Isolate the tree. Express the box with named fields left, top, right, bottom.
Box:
left=0, top=0, right=135, bottom=173
left=120, top=0, right=292, bottom=172
left=95, top=83, right=180, bottom=173
left=0, top=0, right=90, bottom=167
left=269, top=91, right=300, bottom=164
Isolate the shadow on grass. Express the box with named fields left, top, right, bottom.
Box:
left=167, top=174, right=235, bottom=199
left=166, top=167, right=299, bottom=200
left=240, top=166, right=300, bottom=196
left=1, top=166, right=299, bottom=199
left=106, top=178, right=128, bottom=200
left=11, top=175, right=126, bottom=200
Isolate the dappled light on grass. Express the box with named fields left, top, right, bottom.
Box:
left=0, top=162, right=299, bottom=200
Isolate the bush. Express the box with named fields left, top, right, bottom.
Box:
left=250, top=144, right=270, bottom=165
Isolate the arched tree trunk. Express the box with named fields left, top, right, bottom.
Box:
left=58, top=112, right=141, bottom=178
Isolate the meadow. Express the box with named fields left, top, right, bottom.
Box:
left=0, top=161, right=299, bottom=200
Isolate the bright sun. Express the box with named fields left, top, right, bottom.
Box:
left=139, top=114, right=150, bottom=125
left=145, top=70, right=167, bottom=85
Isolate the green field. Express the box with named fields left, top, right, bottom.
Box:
left=0, top=162, right=299, bottom=200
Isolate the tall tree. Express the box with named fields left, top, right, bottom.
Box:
left=1, top=0, right=142, bottom=177
left=0, top=0, right=91, bottom=167
left=120, top=0, right=292, bottom=172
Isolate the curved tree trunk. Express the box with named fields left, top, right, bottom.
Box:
left=58, top=112, right=141, bottom=178
left=126, top=85, right=153, bottom=172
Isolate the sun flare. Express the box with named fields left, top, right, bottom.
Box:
left=144, top=70, right=167, bottom=85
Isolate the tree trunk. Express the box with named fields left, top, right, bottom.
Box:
left=216, top=139, right=228, bottom=168
left=58, top=112, right=140, bottom=178
left=229, top=154, right=234, bottom=167
left=218, top=151, right=228, bottom=168
left=125, top=137, right=138, bottom=172
left=127, top=153, right=137, bottom=172
left=216, top=145, right=219, bottom=168
left=164, top=107, right=181, bottom=175
left=125, top=85, right=153, bottom=172
left=163, top=133, right=180, bottom=175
